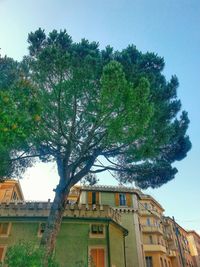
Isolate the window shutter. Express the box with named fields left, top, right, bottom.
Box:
left=0, top=247, right=4, bottom=261
left=0, top=223, right=9, bottom=235
left=115, top=193, right=119, bottom=206
left=88, top=192, right=92, bottom=204
left=126, top=193, right=132, bottom=207
left=98, top=248, right=105, bottom=267
left=96, top=192, right=99, bottom=204
left=91, top=249, right=98, bottom=266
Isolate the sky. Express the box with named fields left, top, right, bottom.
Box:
left=0, top=0, right=200, bottom=233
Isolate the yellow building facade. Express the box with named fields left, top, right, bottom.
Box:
left=187, top=231, right=200, bottom=267
left=138, top=194, right=172, bottom=267
left=0, top=180, right=24, bottom=202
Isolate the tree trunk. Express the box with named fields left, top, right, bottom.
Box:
left=40, top=180, right=70, bottom=264
left=40, top=155, right=96, bottom=265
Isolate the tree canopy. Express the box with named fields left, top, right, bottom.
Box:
left=0, top=29, right=191, bottom=188
left=0, top=55, right=40, bottom=179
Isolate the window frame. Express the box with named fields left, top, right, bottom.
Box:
left=119, top=193, right=126, bottom=206
left=12, top=191, right=18, bottom=201
left=146, top=218, right=151, bottom=226
left=0, top=223, right=11, bottom=237
left=145, top=256, right=153, bottom=267
left=90, top=224, right=105, bottom=238
left=0, top=245, right=7, bottom=262
left=149, top=235, right=153, bottom=244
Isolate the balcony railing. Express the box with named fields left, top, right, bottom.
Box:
left=139, top=208, right=161, bottom=218
left=167, top=250, right=176, bottom=257
left=168, top=244, right=178, bottom=251
left=141, top=225, right=163, bottom=235
left=143, top=242, right=167, bottom=253
left=164, top=233, right=173, bottom=240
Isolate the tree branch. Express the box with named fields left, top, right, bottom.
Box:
left=69, top=152, right=99, bottom=187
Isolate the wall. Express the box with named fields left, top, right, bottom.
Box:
left=121, top=213, right=142, bottom=267
left=0, top=219, right=108, bottom=267
left=109, top=223, right=125, bottom=267
left=0, top=217, right=127, bottom=267
left=145, top=252, right=172, bottom=267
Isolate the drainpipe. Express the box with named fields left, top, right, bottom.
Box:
left=123, top=233, right=127, bottom=267
left=172, top=216, right=185, bottom=267
left=107, top=222, right=111, bottom=267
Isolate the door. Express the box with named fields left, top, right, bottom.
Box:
left=90, top=248, right=105, bottom=267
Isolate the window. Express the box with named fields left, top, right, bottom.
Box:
left=119, top=193, right=126, bottom=206
left=149, top=235, right=153, bottom=244
left=90, top=248, right=105, bottom=267
left=92, top=192, right=96, bottom=205
left=0, top=223, right=10, bottom=237
left=115, top=193, right=131, bottom=207
left=88, top=192, right=99, bottom=205
left=160, top=258, right=164, bottom=267
left=12, top=191, right=18, bottom=201
left=90, top=224, right=105, bottom=238
left=147, top=218, right=151, bottom=226
left=145, top=256, right=153, bottom=267
left=38, top=223, right=46, bottom=237
left=2, top=190, right=11, bottom=202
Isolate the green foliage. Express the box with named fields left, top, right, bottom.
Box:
left=0, top=55, right=41, bottom=179
left=0, top=242, right=60, bottom=267
left=81, top=173, right=99, bottom=186
left=0, top=29, right=191, bottom=189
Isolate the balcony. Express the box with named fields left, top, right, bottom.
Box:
left=167, top=250, right=176, bottom=257
left=141, top=225, right=163, bottom=235
left=168, top=244, right=178, bottom=251
left=143, top=243, right=167, bottom=253
left=164, top=233, right=173, bottom=241
left=139, top=209, right=161, bottom=218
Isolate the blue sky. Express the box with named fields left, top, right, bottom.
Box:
left=0, top=0, right=200, bottom=233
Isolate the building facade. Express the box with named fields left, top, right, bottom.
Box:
left=187, top=231, right=200, bottom=267
left=138, top=194, right=171, bottom=267
left=79, top=185, right=145, bottom=267
left=0, top=180, right=199, bottom=267
left=0, top=180, right=24, bottom=202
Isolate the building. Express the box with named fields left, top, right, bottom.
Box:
left=138, top=193, right=171, bottom=267
left=0, top=179, right=24, bottom=202
left=187, top=231, right=200, bottom=267
left=79, top=185, right=145, bottom=267
left=0, top=181, right=128, bottom=267
left=0, top=180, right=199, bottom=267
